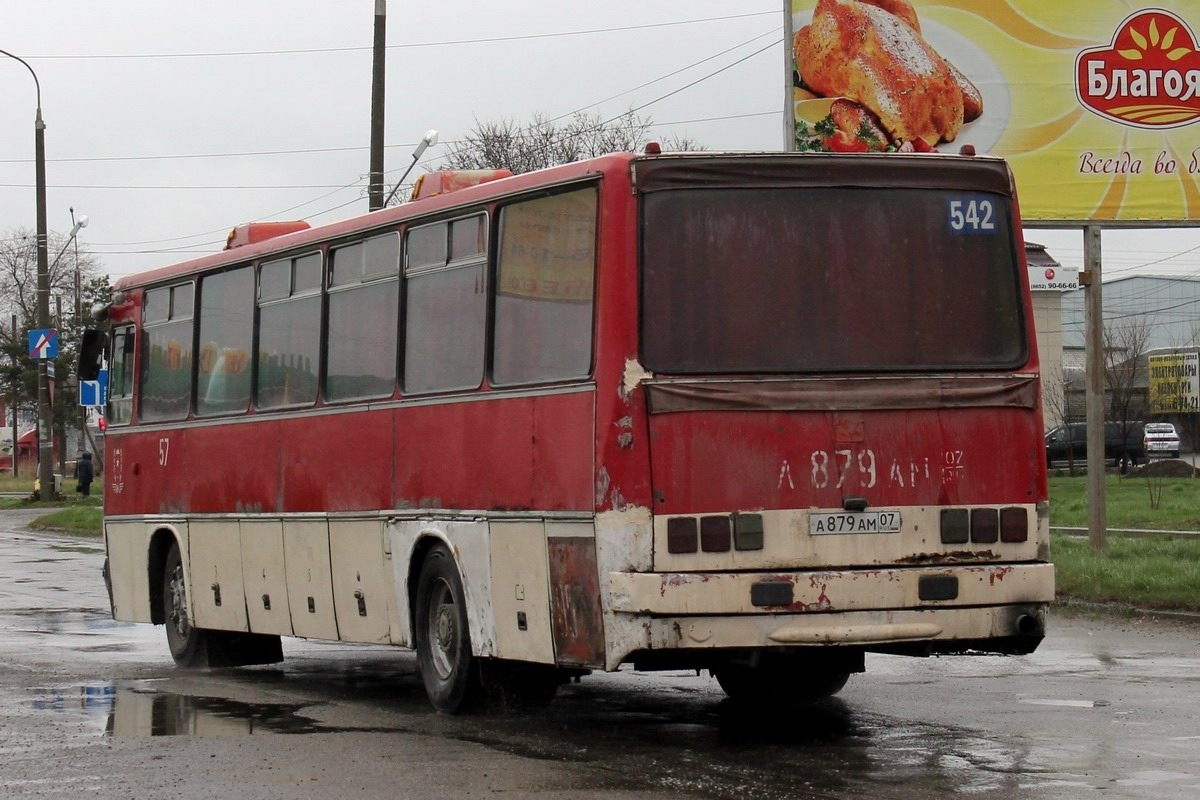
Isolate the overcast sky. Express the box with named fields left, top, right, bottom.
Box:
left=1, top=1, right=1197, bottom=285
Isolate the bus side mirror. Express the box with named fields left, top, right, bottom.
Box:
left=79, top=329, right=108, bottom=381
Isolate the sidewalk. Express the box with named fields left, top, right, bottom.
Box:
left=0, top=507, right=58, bottom=535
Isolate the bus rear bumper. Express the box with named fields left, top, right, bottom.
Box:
left=615, top=604, right=1048, bottom=668
left=604, top=563, right=1053, bottom=665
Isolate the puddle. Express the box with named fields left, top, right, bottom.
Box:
left=32, top=683, right=116, bottom=713
left=105, top=687, right=327, bottom=737
left=1018, top=697, right=1111, bottom=708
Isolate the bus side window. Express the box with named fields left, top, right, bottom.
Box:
left=140, top=283, right=195, bottom=422
left=108, top=327, right=136, bottom=426
left=403, top=216, right=488, bottom=394
left=492, top=187, right=597, bottom=386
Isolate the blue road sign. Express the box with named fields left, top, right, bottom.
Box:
left=79, top=368, right=108, bottom=408
left=28, top=328, right=58, bottom=360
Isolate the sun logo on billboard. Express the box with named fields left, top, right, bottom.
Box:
left=1075, top=9, right=1200, bottom=128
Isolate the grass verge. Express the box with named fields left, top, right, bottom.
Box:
left=28, top=506, right=104, bottom=538
left=1051, top=532, right=1200, bottom=612
left=1049, top=473, right=1200, bottom=530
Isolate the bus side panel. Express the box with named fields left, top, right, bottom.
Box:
left=240, top=520, right=294, bottom=636
left=105, top=520, right=170, bottom=623
left=283, top=520, right=338, bottom=640
left=392, top=391, right=594, bottom=512
left=104, top=391, right=591, bottom=518
left=189, top=520, right=249, bottom=633
left=280, top=416, right=393, bottom=512
left=547, top=524, right=606, bottom=669
left=329, top=519, right=396, bottom=644
left=489, top=521, right=555, bottom=664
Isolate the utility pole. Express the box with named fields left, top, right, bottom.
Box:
left=367, top=0, right=387, bottom=211
left=1083, top=224, right=1106, bottom=550
left=10, top=315, right=17, bottom=479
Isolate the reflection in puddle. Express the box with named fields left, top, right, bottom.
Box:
left=1018, top=698, right=1111, bottom=708
left=33, top=683, right=115, bottom=713
left=106, top=687, right=324, bottom=737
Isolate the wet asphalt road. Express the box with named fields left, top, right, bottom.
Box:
left=2, top=519, right=1199, bottom=799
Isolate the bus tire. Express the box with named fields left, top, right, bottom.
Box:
left=162, top=540, right=209, bottom=667
left=714, top=662, right=850, bottom=704
left=162, top=541, right=283, bottom=668
left=415, top=544, right=481, bottom=714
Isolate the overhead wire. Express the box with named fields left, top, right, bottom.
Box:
left=83, top=28, right=781, bottom=250
left=23, top=12, right=779, bottom=60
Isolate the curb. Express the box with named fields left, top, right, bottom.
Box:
left=1055, top=598, right=1200, bottom=625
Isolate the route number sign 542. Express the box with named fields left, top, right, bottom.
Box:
left=947, top=196, right=997, bottom=235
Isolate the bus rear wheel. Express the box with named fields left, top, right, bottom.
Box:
left=713, top=660, right=851, bottom=704
left=162, top=541, right=283, bottom=668
left=415, top=544, right=482, bottom=713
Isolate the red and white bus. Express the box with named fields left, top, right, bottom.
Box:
left=91, top=150, right=1053, bottom=712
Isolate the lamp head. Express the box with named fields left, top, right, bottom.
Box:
left=413, top=129, right=439, bottom=160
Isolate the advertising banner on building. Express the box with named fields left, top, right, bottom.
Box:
left=1148, top=352, right=1200, bottom=412
left=785, top=1, right=1200, bottom=222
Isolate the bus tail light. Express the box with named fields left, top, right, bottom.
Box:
left=943, top=507, right=1028, bottom=544
left=1000, top=507, right=1028, bottom=542
left=940, top=509, right=969, bottom=544
left=734, top=513, right=764, bottom=551
left=970, top=508, right=999, bottom=543
left=667, top=517, right=698, bottom=553
left=700, top=516, right=731, bottom=552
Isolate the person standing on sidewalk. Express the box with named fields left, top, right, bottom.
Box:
left=73, top=452, right=94, bottom=497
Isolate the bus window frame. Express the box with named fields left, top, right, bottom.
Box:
left=106, top=324, right=137, bottom=427
left=489, top=184, right=600, bottom=388
left=325, top=231, right=402, bottom=404
left=139, top=280, right=197, bottom=423
left=402, top=212, right=490, bottom=396
left=255, top=250, right=324, bottom=412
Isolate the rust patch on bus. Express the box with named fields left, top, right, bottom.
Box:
left=658, top=573, right=711, bottom=597
left=967, top=565, right=1016, bottom=586
left=898, top=551, right=998, bottom=565
left=548, top=537, right=606, bottom=669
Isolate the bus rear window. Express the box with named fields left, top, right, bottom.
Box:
left=641, top=187, right=1026, bottom=374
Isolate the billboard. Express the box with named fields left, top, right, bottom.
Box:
left=1148, top=352, right=1200, bottom=412
left=785, top=1, right=1200, bottom=222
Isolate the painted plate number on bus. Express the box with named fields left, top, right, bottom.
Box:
left=809, top=511, right=902, bottom=535
left=947, top=196, right=996, bottom=234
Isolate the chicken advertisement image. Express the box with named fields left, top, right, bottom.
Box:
left=785, top=0, right=1200, bottom=221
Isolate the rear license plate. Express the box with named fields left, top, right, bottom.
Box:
left=809, top=511, right=902, bottom=535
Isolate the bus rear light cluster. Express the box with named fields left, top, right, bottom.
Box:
left=666, top=514, right=764, bottom=554
left=940, top=508, right=1028, bottom=545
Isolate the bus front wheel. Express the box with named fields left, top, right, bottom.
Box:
left=163, top=541, right=210, bottom=667
left=161, top=541, right=283, bottom=668
left=415, top=544, right=482, bottom=713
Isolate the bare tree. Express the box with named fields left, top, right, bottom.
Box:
left=441, top=109, right=704, bottom=176
left=0, top=226, right=105, bottom=325
left=1042, top=362, right=1084, bottom=475
left=1103, top=317, right=1154, bottom=469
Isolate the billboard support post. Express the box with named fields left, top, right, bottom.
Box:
left=1083, top=224, right=1107, bottom=551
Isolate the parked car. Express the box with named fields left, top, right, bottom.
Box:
left=1142, top=422, right=1181, bottom=459
left=1045, top=421, right=1146, bottom=467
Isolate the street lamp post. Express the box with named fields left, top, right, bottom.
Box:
left=382, top=130, right=439, bottom=207
left=1, top=48, right=55, bottom=498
